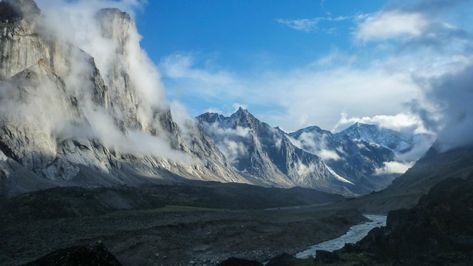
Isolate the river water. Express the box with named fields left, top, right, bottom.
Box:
left=295, top=214, right=387, bottom=259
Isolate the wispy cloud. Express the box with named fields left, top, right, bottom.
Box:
left=355, top=11, right=429, bottom=41
left=160, top=54, right=236, bottom=86
left=159, top=54, right=243, bottom=100
left=276, top=18, right=321, bottom=32
left=276, top=15, right=355, bottom=33
left=334, top=113, right=429, bottom=134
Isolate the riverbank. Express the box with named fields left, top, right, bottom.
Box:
left=296, top=215, right=386, bottom=259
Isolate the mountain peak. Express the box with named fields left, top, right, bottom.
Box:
left=351, top=122, right=376, bottom=130
left=230, top=107, right=256, bottom=121
left=96, top=8, right=133, bottom=47
left=1, top=0, right=40, bottom=21
left=234, top=106, right=249, bottom=115
left=96, top=8, right=131, bottom=22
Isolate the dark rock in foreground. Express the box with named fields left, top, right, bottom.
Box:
left=218, top=257, right=263, bottom=266
left=266, top=253, right=313, bottom=265
left=23, top=244, right=122, bottom=266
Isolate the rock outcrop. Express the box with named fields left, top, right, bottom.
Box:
left=23, top=243, right=122, bottom=266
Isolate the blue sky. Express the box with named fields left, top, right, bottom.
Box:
left=136, top=0, right=384, bottom=71
left=133, top=0, right=473, bottom=132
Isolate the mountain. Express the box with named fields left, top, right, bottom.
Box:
left=197, top=108, right=404, bottom=194
left=0, top=0, right=436, bottom=199
left=289, top=126, right=397, bottom=191
left=0, top=0, right=247, bottom=197
left=337, top=122, right=435, bottom=161
left=197, top=108, right=430, bottom=195
left=198, top=108, right=379, bottom=196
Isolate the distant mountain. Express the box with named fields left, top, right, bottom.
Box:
left=336, top=122, right=435, bottom=160
left=289, top=126, right=397, bottom=191
left=198, top=109, right=435, bottom=195
left=197, top=108, right=360, bottom=196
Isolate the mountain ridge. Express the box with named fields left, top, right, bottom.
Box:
left=197, top=109, right=423, bottom=195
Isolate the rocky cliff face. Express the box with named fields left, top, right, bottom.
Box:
left=197, top=108, right=360, bottom=196
left=0, top=0, right=246, bottom=197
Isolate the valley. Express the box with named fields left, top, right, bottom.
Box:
left=0, top=0, right=472, bottom=265
left=0, top=183, right=363, bottom=265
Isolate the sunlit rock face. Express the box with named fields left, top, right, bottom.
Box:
left=0, top=0, right=246, bottom=197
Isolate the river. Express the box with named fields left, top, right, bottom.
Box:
left=295, top=214, right=387, bottom=259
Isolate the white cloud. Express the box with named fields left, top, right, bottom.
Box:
left=334, top=112, right=429, bottom=134
left=375, top=161, right=414, bottom=175
left=319, top=149, right=341, bottom=161
left=276, top=15, right=356, bottom=33
left=160, top=54, right=237, bottom=86
left=198, top=122, right=252, bottom=164
left=356, top=10, right=429, bottom=41
left=257, top=65, right=422, bottom=131
left=208, top=124, right=251, bottom=138
left=217, top=139, right=248, bottom=164
left=296, top=161, right=316, bottom=176
left=159, top=54, right=244, bottom=101
left=160, top=54, right=426, bottom=131
left=232, top=103, right=248, bottom=111
left=289, top=132, right=341, bottom=161
left=276, top=18, right=320, bottom=32
left=162, top=48, right=472, bottom=134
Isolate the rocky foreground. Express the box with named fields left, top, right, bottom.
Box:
left=314, top=177, right=473, bottom=265
left=221, top=176, right=473, bottom=266
left=23, top=244, right=122, bottom=266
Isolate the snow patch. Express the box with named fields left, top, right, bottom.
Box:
left=327, top=166, right=354, bottom=185
left=0, top=150, right=7, bottom=161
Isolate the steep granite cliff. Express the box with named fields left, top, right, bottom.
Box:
left=0, top=0, right=246, bottom=196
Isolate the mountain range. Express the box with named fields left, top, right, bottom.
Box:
left=197, top=108, right=433, bottom=195
left=0, top=0, right=434, bottom=197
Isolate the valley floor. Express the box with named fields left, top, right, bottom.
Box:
left=0, top=186, right=364, bottom=266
